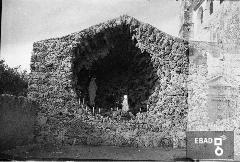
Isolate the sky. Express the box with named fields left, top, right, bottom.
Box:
left=1, top=0, right=180, bottom=72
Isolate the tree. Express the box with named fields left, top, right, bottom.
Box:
left=0, top=59, right=28, bottom=96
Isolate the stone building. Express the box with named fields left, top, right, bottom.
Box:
left=178, top=0, right=240, bottom=43
left=188, top=0, right=240, bottom=96
left=179, top=1, right=240, bottom=155
left=179, top=0, right=240, bottom=117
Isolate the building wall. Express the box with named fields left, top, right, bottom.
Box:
left=183, top=1, right=240, bottom=155
left=179, top=0, right=240, bottom=83
left=192, top=0, right=240, bottom=43
left=190, top=0, right=240, bottom=120
left=192, top=0, right=240, bottom=83
left=0, top=94, right=38, bottom=151
left=178, top=0, right=194, bottom=40
left=187, top=42, right=240, bottom=157
left=187, top=41, right=239, bottom=127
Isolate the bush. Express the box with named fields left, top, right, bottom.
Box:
left=0, top=59, right=28, bottom=96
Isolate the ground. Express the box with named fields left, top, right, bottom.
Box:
left=1, top=144, right=187, bottom=161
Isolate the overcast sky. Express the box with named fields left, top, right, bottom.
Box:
left=1, top=0, right=180, bottom=72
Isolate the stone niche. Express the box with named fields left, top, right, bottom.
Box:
left=72, top=25, right=158, bottom=114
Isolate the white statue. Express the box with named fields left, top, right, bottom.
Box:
left=122, top=95, right=129, bottom=112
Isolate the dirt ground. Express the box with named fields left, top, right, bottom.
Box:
left=1, top=144, right=239, bottom=161
left=0, top=144, right=188, bottom=161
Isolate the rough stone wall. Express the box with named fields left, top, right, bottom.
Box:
left=28, top=15, right=189, bottom=141
left=133, top=19, right=189, bottom=137
left=0, top=94, right=38, bottom=151
left=28, top=33, right=77, bottom=115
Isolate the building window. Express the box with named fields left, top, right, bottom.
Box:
left=197, top=7, right=204, bottom=24
left=220, top=0, right=224, bottom=4
left=210, top=0, right=213, bottom=15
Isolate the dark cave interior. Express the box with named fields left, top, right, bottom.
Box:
left=72, top=25, right=158, bottom=115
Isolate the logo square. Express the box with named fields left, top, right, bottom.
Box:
left=186, top=131, right=234, bottom=160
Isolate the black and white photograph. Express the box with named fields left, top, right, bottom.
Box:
left=1, top=0, right=240, bottom=161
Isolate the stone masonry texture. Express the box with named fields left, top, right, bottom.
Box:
left=28, top=16, right=188, bottom=113
left=28, top=15, right=239, bottom=149
left=28, top=15, right=190, bottom=143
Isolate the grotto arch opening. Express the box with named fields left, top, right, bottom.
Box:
left=72, top=26, right=158, bottom=115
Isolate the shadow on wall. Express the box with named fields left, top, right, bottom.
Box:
left=0, top=94, right=38, bottom=151
left=72, top=25, right=157, bottom=115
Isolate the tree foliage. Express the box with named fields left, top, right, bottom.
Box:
left=0, top=59, right=28, bottom=96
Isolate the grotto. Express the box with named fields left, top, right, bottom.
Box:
left=28, top=15, right=188, bottom=117
left=29, top=14, right=189, bottom=125
left=29, top=15, right=190, bottom=145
